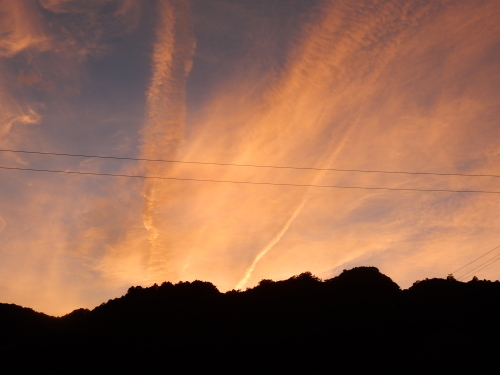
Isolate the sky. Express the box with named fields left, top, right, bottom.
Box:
left=0, top=0, right=499, bottom=316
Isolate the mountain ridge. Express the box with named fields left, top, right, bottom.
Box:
left=2, top=266, right=499, bottom=368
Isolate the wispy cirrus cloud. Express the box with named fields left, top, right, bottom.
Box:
left=159, top=0, right=500, bottom=291
left=0, top=0, right=147, bottom=315
left=0, top=0, right=49, bottom=57
left=140, top=0, right=196, bottom=283
left=0, top=0, right=500, bottom=316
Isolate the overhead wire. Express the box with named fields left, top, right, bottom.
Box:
left=3, top=149, right=500, bottom=277
left=456, top=254, right=500, bottom=281
left=1, top=165, right=500, bottom=194
left=1, top=148, right=500, bottom=178
left=464, top=257, right=500, bottom=280
left=451, top=244, right=500, bottom=275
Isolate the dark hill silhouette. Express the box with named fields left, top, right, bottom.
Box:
left=1, top=267, right=499, bottom=369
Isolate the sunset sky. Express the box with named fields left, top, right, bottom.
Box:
left=1, top=0, right=500, bottom=316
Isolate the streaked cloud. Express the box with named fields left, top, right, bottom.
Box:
left=0, top=0, right=49, bottom=57
left=139, top=0, right=195, bottom=282
left=0, top=0, right=499, bottom=315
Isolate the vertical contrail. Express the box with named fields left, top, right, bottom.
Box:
left=140, top=0, right=195, bottom=282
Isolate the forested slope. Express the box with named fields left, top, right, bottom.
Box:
left=2, top=267, right=499, bottom=368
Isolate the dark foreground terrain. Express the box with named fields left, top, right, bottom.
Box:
left=1, top=267, right=499, bottom=369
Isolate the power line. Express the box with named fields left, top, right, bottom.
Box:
left=457, top=254, right=500, bottom=281
left=464, top=257, right=500, bottom=280
left=451, top=244, right=500, bottom=275
left=1, top=148, right=499, bottom=178
left=456, top=253, right=500, bottom=280
left=2, top=165, right=500, bottom=194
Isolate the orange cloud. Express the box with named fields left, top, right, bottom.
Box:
left=1, top=0, right=500, bottom=317
left=0, top=103, right=42, bottom=140
left=0, top=0, right=49, bottom=56
left=0, top=0, right=147, bottom=315
left=155, top=0, right=500, bottom=291
left=139, top=0, right=196, bottom=283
